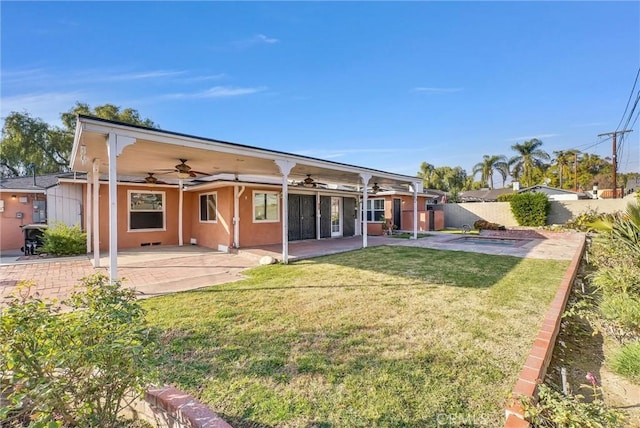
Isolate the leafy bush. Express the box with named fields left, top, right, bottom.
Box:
left=473, top=219, right=506, bottom=230
left=41, top=222, right=86, bottom=256
left=591, top=264, right=640, bottom=296
left=564, top=209, right=603, bottom=232
left=521, top=383, right=624, bottom=427
left=588, top=236, right=638, bottom=271
left=496, top=192, right=515, bottom=202
left=0, top=274, right=159, bottom=427
left=510, top=192, right=550, bottom=226
left=611, top=341, right=640, bottom=383
left=594, top=203, right=640, bottom=256
left=599, top=295, right=640, bottom=332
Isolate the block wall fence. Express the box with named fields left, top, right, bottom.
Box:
left=443, top=198, right=633, bottom=228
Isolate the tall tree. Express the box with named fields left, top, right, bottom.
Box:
left=1, top=103, right=157, bottom=177
left=508, top=139, right=550, bottom=187
left=417, top=163, right=467, bottom=192
left=472, top=155, right=508, bottom=189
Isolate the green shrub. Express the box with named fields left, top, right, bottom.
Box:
left=510, top=192, right=550, bottom=226
left=611, top=341, right=640, bottom=383
left=0, top=274, right=159, bottom=427
left=521, top=383, right=625, bottom=427
left=588, top=237, right=638, bottom=270
left=591, top=264, right=640, bottom=296
left=41, top=222, right=86, bottom=256
left=473, top=219, right=505, bottom=230
left=496, top=192, right=515, bottom=202
left=564, top=209, right=603, bottom=232
left=589, top=203, right=640, bottom=257
left=599, top=295, right=640, bottom=332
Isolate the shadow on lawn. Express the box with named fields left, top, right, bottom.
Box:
left=157, top=325, right=504, bottom=428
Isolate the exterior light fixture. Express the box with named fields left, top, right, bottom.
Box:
left=11, top=194, right=17, bottom=200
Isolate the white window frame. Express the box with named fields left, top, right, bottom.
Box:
left=128, top=190, right=166, bottom=232
left=366, top=198, right=385, bottom=223
left=199, top=192, right=218, bottom=223
left=253, top=190, right=280, bottom=223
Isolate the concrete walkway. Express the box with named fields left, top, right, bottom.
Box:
left=0, top=230, right=583, bottom=305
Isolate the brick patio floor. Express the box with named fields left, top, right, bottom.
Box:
left=1, top=231, right=582, bottom=306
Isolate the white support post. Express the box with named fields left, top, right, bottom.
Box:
left=412, top=182, right=419, bottom=239
left=106, top=134, right=136, bottom=283
left=107, top=133, right=119, bottom=282
left=316, top=191, right=321, bottom=240
left=360, top=173, right=372, bottom=248
left=178, top=179, right=184, bottom=246
left=233, top=185, right=239, bottom=247
left=92, top=160, right=100, bottom=267
left=274, top=159, right=295, bottom=263
left=86, top=171, right=92, bottom=254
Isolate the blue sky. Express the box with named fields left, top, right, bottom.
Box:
left=2, top=1, right=639, bottom=177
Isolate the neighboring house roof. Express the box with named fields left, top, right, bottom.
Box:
left=0, top=173, right=78, bottom=192
left=459, top=188, right=512, bottom=202
left=518, top=185, right=590, bottom=199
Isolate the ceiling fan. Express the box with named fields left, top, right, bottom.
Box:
left=139, top=172, right=166, bottom=185
left=156, top=159, right=210, bottom=179
left=370, top=183, right=381, bottom=193
left=297, top=174, right=326, bottom=188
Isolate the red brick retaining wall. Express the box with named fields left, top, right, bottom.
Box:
left=504, top=233, right=586, bottom=428
left=126, top=385, right=233, bottom=428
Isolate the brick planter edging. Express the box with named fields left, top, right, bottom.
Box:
left=504, top=233, right=586, bottom=428
left=125, top=385, right=233, bottom=428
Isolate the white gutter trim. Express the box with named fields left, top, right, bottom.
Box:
left=75, top=117, right=419, bottom=184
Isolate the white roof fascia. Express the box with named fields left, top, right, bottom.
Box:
left=75, top=117, right=420, bottom=184
left=0, top=189, right=46, bottom=194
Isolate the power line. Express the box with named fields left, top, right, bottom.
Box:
left=597, top=129, right=633, bottom=198
left=615, top=67, right=640, bottom=132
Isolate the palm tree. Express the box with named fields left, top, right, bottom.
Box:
left=472, top=155, right=508, bottom=189
left=508, top=139, right=550, bottom=187
left=553, top=149, right=579, bottom=189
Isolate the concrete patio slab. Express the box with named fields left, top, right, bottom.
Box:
left=1, top=230, right=583, bottom=306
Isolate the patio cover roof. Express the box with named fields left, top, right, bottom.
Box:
left=70, top=115, right=421, bottom=190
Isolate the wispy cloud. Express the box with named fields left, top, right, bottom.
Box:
left=231, top=34, right=280, bottom=49
left=571, top=122, right=605, bottom=128
left=294, top=147, right=430, bottom=159
left=506, top=133, right=560, bottom=142
left=0, top=91, right=85, bottom=124
left=101, top=70, right=187, bottom=82
left=413, top=87, right=464, bottom=93
left=181, top=73, right=226, bottom=83
left=163, top=86, right=267, bottom=99
left=2, top=68, right=51, bottom=86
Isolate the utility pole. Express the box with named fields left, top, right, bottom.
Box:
left=597, top=130, right=632, bottom=198
left=574, top=152, right=578, bottom=192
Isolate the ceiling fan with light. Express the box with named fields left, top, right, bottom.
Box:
left=138, top=172, right=166, bottom=184
left=296, top=174, right=326, bottom=188
left=156, top=159, right=211, bottom=179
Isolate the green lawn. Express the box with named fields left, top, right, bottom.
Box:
left=142, top=246, right=569, bottom=427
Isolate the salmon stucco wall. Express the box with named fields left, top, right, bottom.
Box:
left=401, top=210, right=444, bottom=231
left=97, top=184, right=181, bottom=250
left=366, top=195, right=432, bottom=234
left=188, top=187, right=234, bottom=250
left=1, top=192, right=46, bottom=251
left=239, top=186, right=282, bottom=247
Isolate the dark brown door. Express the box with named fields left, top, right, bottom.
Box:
left=288, top=194, right=316, bottom=241
left=393, top=198, right=402, bottom=230
left=343, top=197, right=355, bottom=237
